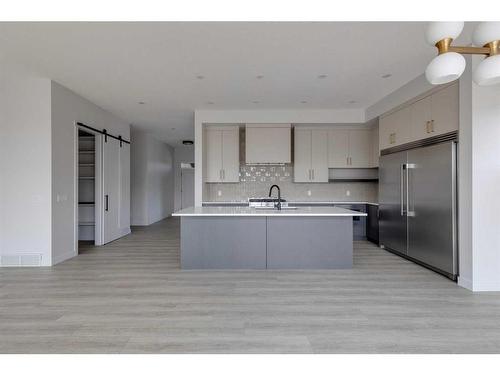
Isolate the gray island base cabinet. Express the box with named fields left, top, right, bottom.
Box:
left=174, top=207, right=363, bottom=269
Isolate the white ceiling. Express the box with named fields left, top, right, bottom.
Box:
left=0, top=22, right=473, bottom=145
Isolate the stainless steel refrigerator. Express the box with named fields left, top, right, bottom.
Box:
left=379, top=140, right=458, bottom=279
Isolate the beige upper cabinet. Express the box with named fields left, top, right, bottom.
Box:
left=245, top=124, right=291, bottom=164
left=379, top=106, right=411, bottom=150
left=380, top=83, right=458, bottom=151
left=205, top=127, right=240, bottom=183
left=410, top=95, right=432, bottom=141
left=349, top=130, right=372, bottom=168
left=328, top=130, right=349, bottom=167
left=430, top=83, right=459, bottom=136
left=294, top=129, right=328, bottom=183
left=328, top=129, right=373, bottom=168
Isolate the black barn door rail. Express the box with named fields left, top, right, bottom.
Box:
left=77, top=122, right=130, bottom=145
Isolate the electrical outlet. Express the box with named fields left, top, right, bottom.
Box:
left=346, top=190, right=351, bottom=197
left=217, top=190, right=222, bottom=197
left=307, top=190, right=312, bottom=197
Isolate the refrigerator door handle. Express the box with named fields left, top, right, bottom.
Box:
left=406, top=163, right=416, bottom=217
left=400, top=164, right=406, bottom=216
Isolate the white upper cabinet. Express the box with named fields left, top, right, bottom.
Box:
left=379, top=106, right=411, bottom=150
left=328, top=129, right=373, bottom=168
left=430, top=83, right=459, bottom=136
left=380, top=83, right=458, bottom=151
left=205, top=127, right=240, bottom=183
left=293, top=129, right=312, bottom=183
left=294, top=129, right=328, bottom=182
left=311, top=130, right=329, bottom=182
left=348, top=130, right=372, bottom=168
left=221, top=128, right=240, bottom=182
left=205, top=129, right=223, bottom=183
left=245, top=124, right=291, bottom=164
left=410, top=95, right=432, bottom=141
left=328, top=130, right=349, bottom=167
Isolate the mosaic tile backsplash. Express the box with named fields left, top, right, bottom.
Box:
left=204, top=164, right=378, bottom=202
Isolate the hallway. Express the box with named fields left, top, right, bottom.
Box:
left=1, top=218, right=499, bottom=353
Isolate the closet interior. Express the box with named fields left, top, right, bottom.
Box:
left=78, top=129, right=96, bottom=244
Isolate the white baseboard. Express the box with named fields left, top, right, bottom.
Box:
left=472, top=280, right=500, bottom=292
left=52, top=250, right=77, bottom=265
left=458, top=276, right=500, bottom=292
left=457, top=276, right=473, bottom=290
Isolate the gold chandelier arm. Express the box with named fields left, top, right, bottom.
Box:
left=448, top=46, right=491, bottom=55
left=436, top=39, right=499, bottom=56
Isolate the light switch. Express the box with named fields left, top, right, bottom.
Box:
left=346, top=190, right=351, bottom=197
left=307, top=190, right=312, bottom=197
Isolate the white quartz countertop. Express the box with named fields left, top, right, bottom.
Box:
left=173, top=206, right=368, bottom=217
left=202, top=201, right=379, bottom=206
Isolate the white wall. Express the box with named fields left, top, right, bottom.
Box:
left=51, top=81, right=131, bottom=265
left=0, top=63, right=52, bottom=266
left=458, top=55, right=500, bottom=291
left=130, top=129, right=174, bottom=225
left=174, top=145, right=195, bottom=211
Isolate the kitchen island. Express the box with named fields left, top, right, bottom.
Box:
left=172, top=206, right=367, bottom=269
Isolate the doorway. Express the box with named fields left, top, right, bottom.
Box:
left=180, top=163, right=195, bottom=209
left=76, top=126, right=103, bottom=253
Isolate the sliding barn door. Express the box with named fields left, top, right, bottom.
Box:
left=102, top=136, right=121, bottom=243
left=118, top=142, right=130, bottom=236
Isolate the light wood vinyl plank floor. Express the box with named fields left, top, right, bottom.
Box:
left=1, top=217, right=500, bottom=353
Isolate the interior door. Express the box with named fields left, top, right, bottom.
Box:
left=379, top=151, right=408, bottom=256
left=119, top=142, right=130, bottom=236
left=102, top=136, right=121, bottom=244
left=181, top=168, right=195, bottom=209
left=407, top=142, right=457, bottom=276
left=293, top=129, right=311, bottom=182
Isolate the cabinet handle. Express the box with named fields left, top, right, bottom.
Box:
left=346, top=156, right=349, bottom=165
left=426, top=121, right=430, bottom=134
left=219, top=169, right=222, bottom=180
left=308, top=169, right=311, bottom=180
left=431, top=119, right=435, bottom=133
left=223, top=169, right=225, bottom=180
left=312, top=169, right=315, bottom=180
left=105, top=194, right=109, bottom=212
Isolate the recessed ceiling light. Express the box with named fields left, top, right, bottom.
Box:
left=300, top=100, right=308, bottom=104
left=256, top=75, right=264, bottom=79
left=196, top=75, right=205, bottom=80
left=171, top=128, right=176, bottom=131
left=349, top=100, right=357, bottom=104
left=252, top=100, right=260, bottom=104
left=317, top=74, right=328, bottom=79
left=138, top=101, right=146, bottom=105
left=382, top=74, right=392, bottom=79
left=206, top=101, right=215, bottom=105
